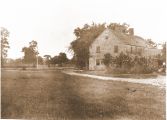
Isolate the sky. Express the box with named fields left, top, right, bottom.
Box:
left=0, top=0, right=167, bottom=59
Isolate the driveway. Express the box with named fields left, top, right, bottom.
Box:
left=63, top=71, right=166, bottom=88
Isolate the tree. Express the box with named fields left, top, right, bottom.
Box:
left=22, top=40, right=38, bottom=66
left=57, top=52, right=68, bottom=66
left=48, top=53, right=69, bottom=67
left=146, top=39, right=157, bottom=48
left=29, top=40, right=38, bottom=48
left=107, top=23, right=129, bottom=34
left=44, top=55, right=51, bottom=67
left=1, top=27, right=10, bottom=66
left=69, top=23, right=106, bottom=69
left=38, top=56, right=43, bottom=65
left=50, top=55, right=59, bottom=65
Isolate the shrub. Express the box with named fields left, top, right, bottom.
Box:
left=104, top=52, right=159, bottom=74
left=103, top=53, right=112, bottom=67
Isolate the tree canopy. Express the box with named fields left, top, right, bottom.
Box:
left=69, top=23, right=106, bottom=68
left=57, top=52, right=68, bottom=66
left=44, top=53, right=68, bottom=67
left=146, top=39, right=157, bottom=48
left=107, top=22, right=130, bottom=34
left=22, top=40, right=38, bottom=65
left=44, top=55, right=51, bottom=67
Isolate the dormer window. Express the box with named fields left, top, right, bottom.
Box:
left=96, top=46, right=100, bottom=53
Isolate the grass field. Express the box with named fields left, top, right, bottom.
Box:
left=1, top=69, right=166, bottom=120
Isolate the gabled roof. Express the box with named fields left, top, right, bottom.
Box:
left=106, top=28, right=147, bottom=47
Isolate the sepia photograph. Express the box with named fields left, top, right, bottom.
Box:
left=0, top=0, right=166, bottom=119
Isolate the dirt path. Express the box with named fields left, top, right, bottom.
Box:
left=63, top=71, right=166, bottom=88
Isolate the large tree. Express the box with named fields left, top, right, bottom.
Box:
left=22, top=40, right=38, bottom=65
left=69, top=23, right=106, bottom=69
left=1, top=27, right=10, bottom=66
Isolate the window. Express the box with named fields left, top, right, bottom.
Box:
left=96, top=59, right=100, bottom=66
left=101, top=60, right=104, bottom=64
left=96, top=46, right=100, bottom=53
left=131, top=46, right=133, bottom=53
left=138, top=47, right=142, bottom=55
left=105, top=36, right=108, bottom=39
left=114, top=45, right=118, bottom=53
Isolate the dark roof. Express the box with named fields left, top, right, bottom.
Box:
left=108, top=29, right=147, bottom=47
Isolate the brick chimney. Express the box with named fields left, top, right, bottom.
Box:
left=129, top=28, right=134, bottom=36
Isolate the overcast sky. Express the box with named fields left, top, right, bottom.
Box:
left=0, top=0, right=166, bottom=59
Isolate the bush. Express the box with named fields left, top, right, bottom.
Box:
left=103, top=53, right=112, bottom=66
left=104, top=52, right=159, bottom=74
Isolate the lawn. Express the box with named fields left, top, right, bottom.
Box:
left=1, top=69, right=166, bottom=120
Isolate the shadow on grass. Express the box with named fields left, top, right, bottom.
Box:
left=56, top=74, right=130, bottom=119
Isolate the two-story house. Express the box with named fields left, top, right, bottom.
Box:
left=89, top=28, right=161, bottom=70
